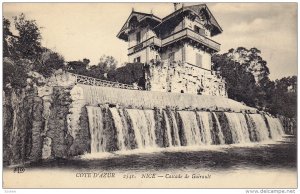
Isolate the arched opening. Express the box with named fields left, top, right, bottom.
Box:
left=129, top=16, right=138, bottom=30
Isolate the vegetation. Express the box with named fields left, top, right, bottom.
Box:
left=3, top=14, right=65, bottom=90
left=107, top=62, right=145, bottom=87
left=212, top=47, right=297, bottom=118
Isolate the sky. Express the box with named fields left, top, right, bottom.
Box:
left=3, top=3, right=298, bottom=80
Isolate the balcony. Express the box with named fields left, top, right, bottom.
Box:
left=128, top=28, right=220, bottom=56
left=128, top=37, right=161, bottom=55
left=162, top=28, right=220, bottom=52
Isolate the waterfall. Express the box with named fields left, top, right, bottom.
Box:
left=86, top=106, right=285, bottom=154
left=212, top=112, right=225, bottom=145
left=264, top=115, right=285, bottom=140
left=225, top=113, right=250, bottom=143
left=167, top=111, right=181, bottom=146
left=178, top=111, right=203, bottom=146
left=126, top=109, right=157, bottom=149
left=237, top=113, right=251, bottom=143
left=196, top=112, right=212, bottom=145
left=109, top=108, right=126, bottom=151
left=163, top=111, right=173, bottom=147
left=248, top=114, right=270, bottom=141
left=86, top=106, right=106, bottom=152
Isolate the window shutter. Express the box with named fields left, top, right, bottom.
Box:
left=196, top=53, right=202, bottom=68
left=136, top=32, right=141, bottom=44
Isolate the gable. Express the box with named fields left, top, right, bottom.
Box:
left=184, top=4, right=222, bottom=36
left=117, top=11, right=161, bottom=41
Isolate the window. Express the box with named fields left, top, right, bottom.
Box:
left=194, top=25, right=200, bottom=34
left=194, top=25, right=205, bottom=36
left=134, top=56, right=141, bottom=63
left=136, top=31, right=141, bottom=44
left=196, top=53, right=202, bottom=68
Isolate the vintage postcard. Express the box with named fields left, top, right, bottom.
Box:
left=2, top=2, right=297, bottom=189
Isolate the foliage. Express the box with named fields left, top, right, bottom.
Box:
left=66, top=56, right=118, bottom=80
left=3, top=58, right=28, bottom=89
left=213, top=52, right=257, bottom=106
left=97, top=55, right=117, bottom=73
left=3, top=17, right=14, bottom=58
left=225, top=47, right=269, bottom=83
left=35, top=49, right=65, bottom=78
left=85, top=55, right=117, bottom=79
left=13, top=13, right=43, bottom=61
left=212, top=48, right=297, bottom=118
left=269, top=76, right=297, bottom=118
left=107, top=63, right=145, bottom=87
left=66, top=58, right=90, bottom=75
left=3, top=14, right=66, bottom=89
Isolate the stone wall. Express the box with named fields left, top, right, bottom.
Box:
left=3, top=71, right=89, bottom=166
left=145, top=61, right=227, bottom=96
left=3, top=88, right=44, bottom=165
left=3, top=71, right=295, bottom=166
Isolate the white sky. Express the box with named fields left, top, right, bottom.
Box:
left=3, top=3, right=297, bottom=80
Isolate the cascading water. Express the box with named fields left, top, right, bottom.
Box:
left=212, top=112, right=226, bottom=145
left=178, top=111, right=203, bottom=146
left=225, top=112, right=251, bottom=143
left=248, top=114, right=271, bottom=141
left=86, top=106, right=106, bottom=152
left=264, top=115, right=285, bottom=140
left=196, top=112, right=213, bottom=145
left=86, top=107, right=285, bottom=153
left=162, top=111, right=173, bottom=147
left=164, top=110, right=181, bottom=146
left=126, top=109, right=157, bottom=149
left=109, top=108, right=126, bottom=150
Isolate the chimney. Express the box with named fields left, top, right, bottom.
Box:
left=174, top=3, right=181, bottom=11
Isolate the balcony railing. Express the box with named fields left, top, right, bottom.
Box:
left=162, top=28, right=220, bottom=51
left=68, top=72, right=143, bottom=90
left=128, top=37, right=161, bottom=55
left=128, top=28, right=220, bottom=55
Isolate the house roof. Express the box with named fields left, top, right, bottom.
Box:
left=158, top=4, right=222, bottom=36
left=117, top=11, right=162, bottom=41
left=117, top=4, right=222, bottom=41
left=185, top=4, right=223, bottom=36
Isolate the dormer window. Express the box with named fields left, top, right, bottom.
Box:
left=129, top=16, right=138, bottom=31
left=194, top=25, right=200, bottom=34
left=136, top=31, right=141, bottom=44
left=194, top=25, right=205, bottom=36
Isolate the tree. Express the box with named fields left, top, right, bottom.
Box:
left=65, top=56, right=118, bottom=80
left=35, top=49, right=65, bottom=78
left=3, top=17, right=15, bottom=58
left=212, top=53, right=257, bottom=106
left=107, top=62, right=145, bottom=87
left=13, top=13, right=42, bottom=61
left=66, top=58, right=90, bottom=75
left=225, top=47, right=270, bottom=83
left=269, top=76, right=297, bottom=118
left=213, top=47, right=297, bottom=119
left=3, top=58, right=28, bottom=89
left=97, top=55, right=117, bottom=73
left=3, top=14, right=67, bottom=89
left=3, top=14, right=42, bottom=89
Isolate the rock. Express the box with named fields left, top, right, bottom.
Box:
left=42, top=137, right=52, bottom=159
